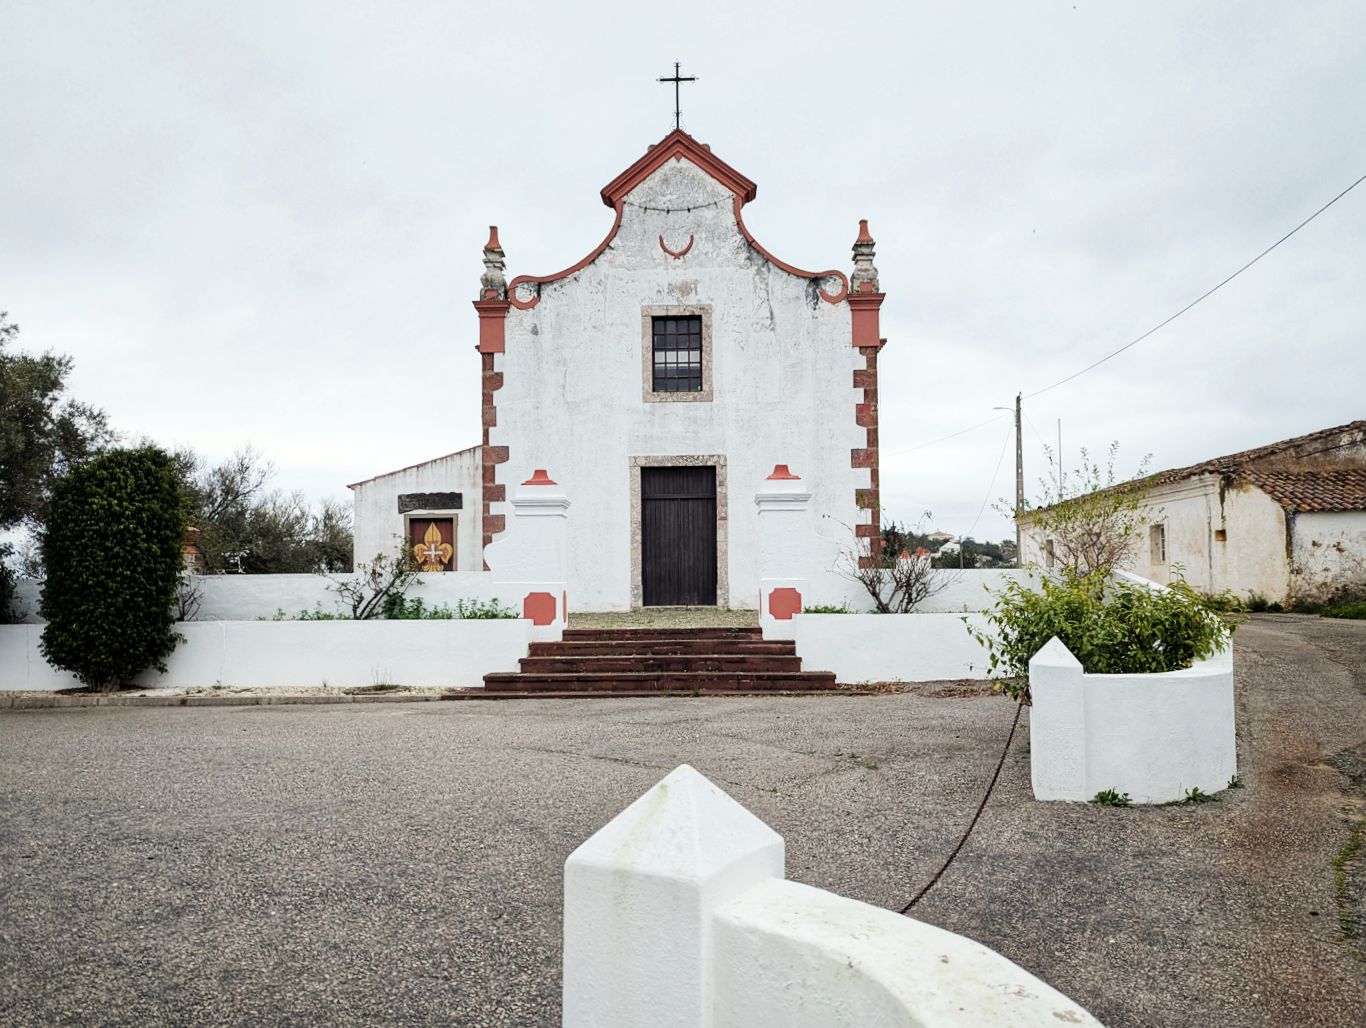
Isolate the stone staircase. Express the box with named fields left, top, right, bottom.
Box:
left=482, top=627, right=837, bottom=694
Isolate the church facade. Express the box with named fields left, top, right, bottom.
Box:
left=351, top=129, right=887, bottom=611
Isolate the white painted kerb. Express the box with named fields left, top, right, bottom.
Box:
left=564, top=765, right=1099, bottom=1027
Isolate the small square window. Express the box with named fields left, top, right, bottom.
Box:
left=652, top=316, right=703, bottom=393
left=641, top=306, right=712, bottom=403
left=1214, top=528, right=1227, bottom=542
left=1149, top=524, right=1167, bottom=565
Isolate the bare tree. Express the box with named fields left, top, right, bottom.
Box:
left=1017, top=443, right=1155, bottom=577
left=836, top=514, right=956, bottom=613
left=330, top=544, right=419, bottom=620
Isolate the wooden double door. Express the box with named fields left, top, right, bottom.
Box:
left=641, top=466, right=717, bottom=606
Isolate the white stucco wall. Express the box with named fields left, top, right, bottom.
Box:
left=1021, top=474, right=1294, bottom=601
left=0, top=618, right=530, bottom=691
left=768, top=613, right=994, bottom=683
left=492, top=157, right=868, bottom=610
left=1029, top=637, right=1236, bottom=804
left=349, top=446, right=482, bottom=572
left=1290, top=509, right=1366, bottom=602
left=564, top=765, right=1099, bottom=1027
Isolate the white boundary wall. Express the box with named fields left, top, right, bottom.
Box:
left=0, top=619, right=530, bottom=691
left=767, top=613, right=993, bottom=683
left=6, top=573, right=514, bottom=624
left=1029, top=637, right=1236, bottom=804
left=564, top=765, right=1099, bottom=1027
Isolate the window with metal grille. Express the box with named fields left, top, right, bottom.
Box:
left=651, top=316, right=704, bottom=393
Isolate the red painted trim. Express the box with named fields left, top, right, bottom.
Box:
left=522, top=469, right=557, bottom=486
left=855, top=218, right=874, bottom=244
left=505, top=203, right=625, bottom=311
left=734, top=197, right=849, bottom=304
left=474, top=298, right=510, bottom=352
left=600, top=129, right=757, bottom=208
left=486, top=225, right=501, bottom=250
left=659, top=233, right=694, bottom=259
left=847, top=291, right=884, bottom=348
left=766, top=464, right=800, bottom=480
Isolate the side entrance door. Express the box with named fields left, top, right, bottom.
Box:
left=641, top=466, right=717, bottom=606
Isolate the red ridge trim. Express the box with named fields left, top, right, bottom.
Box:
left=522, top=469, right=557, bottom=486
left=734, top=197, right=849, bottom=305
left=601, top=129, right=757, bottom=208
left=505, top=203, right=624, bottom=311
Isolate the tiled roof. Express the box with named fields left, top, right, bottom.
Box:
left=1240, top=468, right=1366, bottom=513
left=1147, top=420, right=1366, bottom=487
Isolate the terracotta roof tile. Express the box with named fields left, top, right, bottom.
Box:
left=1240, top=468, right=1366, bottom=513
left=1148, top=420, right=1366, bottom=487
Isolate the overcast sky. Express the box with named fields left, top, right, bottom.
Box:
left=4, top=1, right=1363, bottom=544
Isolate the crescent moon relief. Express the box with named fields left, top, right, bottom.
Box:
left=659, top=234, right=694, bottom=260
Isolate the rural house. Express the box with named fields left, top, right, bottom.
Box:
left=1020, top=421, right=1366, bottom=604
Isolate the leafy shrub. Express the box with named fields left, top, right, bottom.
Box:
left=450, top=597, right=518, bottom=620
left=969, top=569, right=1233, bottom=699
left=38, top=446, right=187, bottom=691
left=1091, top=789, right=1132, bottom=807
left=802, top=603, right=850, bottom=614
left=1322, top=601, right=1366, bottom=620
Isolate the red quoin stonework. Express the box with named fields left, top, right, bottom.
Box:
left=848, top=220, right=885, bottom=570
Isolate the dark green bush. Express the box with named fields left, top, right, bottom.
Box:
left=1322, top=601, right=1366, bottom=620
left=39, top=447, right=187, bottom=691
left=970, top=570, right=1234, bottom=700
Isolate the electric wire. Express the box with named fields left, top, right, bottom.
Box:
left=962, top=420, right=1015, bottom=542
left=889, top=167, right=1366, bottom=455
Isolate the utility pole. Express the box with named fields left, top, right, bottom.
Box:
left=1014, top=393, right=1024, bottom=565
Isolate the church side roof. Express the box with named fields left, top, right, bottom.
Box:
left=347, top=443, right=480, bottom=490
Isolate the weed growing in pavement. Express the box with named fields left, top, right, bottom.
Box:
left=1333, top=817, right=1364, bottom=942
left=843, top=752, right=880, bottom=770
left=1228, top=774, right=1243, bottom=789
left=1091, top=789, right=1132, bottom=807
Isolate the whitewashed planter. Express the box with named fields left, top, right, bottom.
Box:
left=0, top=618, right=532, bottom=691
left=564, top=765, right=1099, bottom=1027
left=1029, top=637, right=1236, bottom=804
left=764, top=612, right=994, bottom=683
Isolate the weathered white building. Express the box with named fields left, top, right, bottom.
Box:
left=1020, top=421, right=1366, bottom=604
left=351, top=129, right=887, bottom=610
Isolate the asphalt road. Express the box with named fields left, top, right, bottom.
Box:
left=2, top=615, right=1363, bottom=1027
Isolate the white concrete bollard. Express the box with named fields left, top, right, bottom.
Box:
left=1027, top=637, right=1089, bottom=800
left=483, top=469, right=569, bottom=639
left=564, top=765, right=1101, bottom=1027
left=563, top=765, right=784, bottom=1027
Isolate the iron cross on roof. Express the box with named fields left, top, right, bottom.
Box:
left=658, top=62, right=697, bottom=131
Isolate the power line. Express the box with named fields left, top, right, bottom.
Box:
left=962, top=419, right=1015, bottom=541
left=888, top=166, right=1366, bottom=455
left=1024, top=168, right=1366, bottom=400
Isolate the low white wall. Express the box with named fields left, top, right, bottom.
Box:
left=1029, top=637, right=1236, bottom=804
left=8, top=573, right=518, bottom=624
left=0, top=619, right=531, bottom=691
left=564, top=765, right=1098, bottom=1027
left=814, top=568, right=1030, bottom=614
left=768, top=612, right=993, bottom=683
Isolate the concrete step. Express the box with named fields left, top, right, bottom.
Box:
left=561, top=627, right=764, bottom=642
left=482, top=671, right=838, bottom=693
left=530, top=639, right=796, bottom=657
left=518, top=654, right=803, bottom=674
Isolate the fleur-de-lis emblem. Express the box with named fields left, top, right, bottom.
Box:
left=413, top=521, right=454, bottom=571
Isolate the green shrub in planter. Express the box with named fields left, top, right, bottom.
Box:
left=969, top=569, right=1234, bottom=700
left=39, top=446, right=187, bottom=691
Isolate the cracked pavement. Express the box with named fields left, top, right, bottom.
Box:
left=2, top=615, right=1363, bottom=1026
